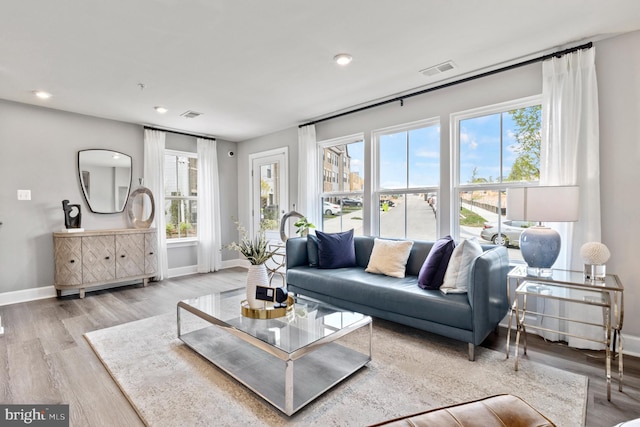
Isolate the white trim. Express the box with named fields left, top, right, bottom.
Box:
left=371, top=117, right=441, bottom=237
left=248, top=147, right=289, bottom=238
left=167, top=259, right=249, bottom=277
left=220, top=259, right=250, bottom=270
left=167, top=265, right=198, bottom=278
left=167, top=238, right=198, bottom=248
left=0, top=286, right=57, bottom=306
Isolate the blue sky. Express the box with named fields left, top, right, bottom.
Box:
left=459, top=112, right=519, bottom=184
left=344, top=111, right=522, bottom=188
left=379, top=126, right=440, bottom=189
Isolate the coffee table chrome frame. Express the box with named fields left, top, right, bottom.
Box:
left=177, top=298, right=372, bottom=415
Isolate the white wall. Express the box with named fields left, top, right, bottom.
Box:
left=236, top=31, right=640, bottom=354
left=0, top=101, right=140, bottom=294
left=0, top=100, right=240, bottom=299
left=596, top=30, right=640, bottom=348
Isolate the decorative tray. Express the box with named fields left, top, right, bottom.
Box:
left=241, top=295, right=295, bottom=319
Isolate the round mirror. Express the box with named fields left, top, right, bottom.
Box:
left=127, top=186, right=155, bottom=229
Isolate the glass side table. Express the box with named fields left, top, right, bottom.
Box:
left=506, top=265, right=624, bottom=401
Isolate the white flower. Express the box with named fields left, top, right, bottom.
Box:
left=580, top=242, right=610, bottom=265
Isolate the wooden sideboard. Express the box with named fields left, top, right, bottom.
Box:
left=53, top=228, right=157, bottom=298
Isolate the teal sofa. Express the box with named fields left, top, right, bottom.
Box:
left=285, top=236, right=510, bottom=360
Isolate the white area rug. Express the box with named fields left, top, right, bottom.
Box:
left=85, top=313, right=587, bottom=426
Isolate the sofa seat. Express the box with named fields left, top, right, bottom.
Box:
left=287, top=266, right=473, bottom=330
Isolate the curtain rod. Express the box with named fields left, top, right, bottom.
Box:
left=299, top=41, right=593, bottom=128
left=143, top=125, right=216, bottom=141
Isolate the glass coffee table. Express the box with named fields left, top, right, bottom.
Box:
left=177, top=289, right=372, bottom=415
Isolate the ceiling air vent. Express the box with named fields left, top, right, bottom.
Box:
left=180, top=110, right=203, bottom=119
left=420, top=60, right=456, bottom=77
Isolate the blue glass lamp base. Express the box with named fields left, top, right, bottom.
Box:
left=520, top=226, right=561, bottom=277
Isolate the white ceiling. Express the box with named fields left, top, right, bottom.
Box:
left=1, top=1, right=639, bottom=142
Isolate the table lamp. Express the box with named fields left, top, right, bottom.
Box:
left=506, top=186, right=579, bottom=276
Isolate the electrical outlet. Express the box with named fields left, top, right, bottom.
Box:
left=17, top=189, right=31, bottom=200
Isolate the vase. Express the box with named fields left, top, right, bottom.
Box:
left=246, top=264, right=269, bottom=309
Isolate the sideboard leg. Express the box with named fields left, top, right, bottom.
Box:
left=79, top=288, right=85, bottom=299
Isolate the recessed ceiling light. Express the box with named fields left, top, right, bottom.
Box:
left=34, top=90, right=52, bottom=99
left=154, top=106, right=168, bottom=114
left=333, top=53, right=353, bottom=66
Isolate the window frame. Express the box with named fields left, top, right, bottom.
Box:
left=372, top=117, right=440, bottom=238
left=450, top=94, right=541, bottom=243
left=318, top=133, right=365, bottom=233
left=164, top=149, right=198, bottom=244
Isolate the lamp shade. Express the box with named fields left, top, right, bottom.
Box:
left=506, top=186, right=579, bottom=222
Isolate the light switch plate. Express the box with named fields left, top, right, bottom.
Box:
left=17, top=189, right=31, bottom=200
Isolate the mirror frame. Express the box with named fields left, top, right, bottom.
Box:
left=78, top=149, right=133, bottom=214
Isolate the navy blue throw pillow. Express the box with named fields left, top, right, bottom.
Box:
left=418, top=235, right=456, bottom=290
left=316, top=229, right=356, bottom=269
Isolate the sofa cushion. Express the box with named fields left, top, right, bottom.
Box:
left=316, top=229, right=357, bottom=269
left=441, top=238, right=483, bottom=294
left=365, top=238, right=414, bottom=278
left=418, top=235, right=455, bottom=290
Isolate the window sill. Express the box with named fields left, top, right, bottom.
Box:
left=167, top=238, right=198, bottom=248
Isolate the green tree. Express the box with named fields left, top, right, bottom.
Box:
left=507, top=105, right=541, bottom=181
left=469, top=167, right=489, bottom=183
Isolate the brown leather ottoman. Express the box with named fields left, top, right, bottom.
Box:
left=369, top=394, right=556, bottom=427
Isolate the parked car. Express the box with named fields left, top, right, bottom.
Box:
left=342, top=198, right=363, bottom=207
left=323, top=201, right=342, bottom=215
left=480, top=220, right=534, bottom=247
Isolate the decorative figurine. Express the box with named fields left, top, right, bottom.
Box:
left=62, top=200, right=82, bottom=229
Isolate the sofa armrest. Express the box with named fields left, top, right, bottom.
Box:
left=286, top=237, right=309, bottom=269
left=468, top=246, right=510, bottom=345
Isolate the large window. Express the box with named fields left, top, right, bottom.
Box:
left=320, top=135, right=365, bottom=234
left=374, top=118, right=440, bottom=240
left=453, top=96, right=541, bottom=259
left=164, top=150, right=198, bottom=240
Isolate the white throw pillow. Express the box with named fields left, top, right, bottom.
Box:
left=365, top=238, right=414, bottom=278
left=440, top=238, right=483, bottom=294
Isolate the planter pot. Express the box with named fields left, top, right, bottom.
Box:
left=246, top=264, right=269, bottom=309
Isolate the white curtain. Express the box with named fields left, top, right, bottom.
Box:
left=196, top=138, right=222, bottom=273
left=297, top=125, right=320, bottom=227
left=143, top=129, right=169, bottom=280
left=540, top=47, right=602, bottom=348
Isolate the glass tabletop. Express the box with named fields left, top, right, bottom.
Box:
left=178, top=288, right=370, bottom=354
left=516, top=280, right=611, bottom=306
left=508, top=264, right=623, bottom=292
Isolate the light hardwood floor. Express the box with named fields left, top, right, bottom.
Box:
left=0, top=269, right=638, bottom=426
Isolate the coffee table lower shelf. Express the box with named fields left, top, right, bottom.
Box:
left=179, top=324, right=371, bottom=415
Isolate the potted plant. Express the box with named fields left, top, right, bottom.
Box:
left=226, top=220, right=279, bottom=308
left=293, top=217, right=316, bottom=237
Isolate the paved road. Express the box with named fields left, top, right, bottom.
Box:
left=322, top=197, right=524, bottom=260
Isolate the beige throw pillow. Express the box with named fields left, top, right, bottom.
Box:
left=365, top=238, right=414, bottom=278
left=440, top=238, right=483, bottom=294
